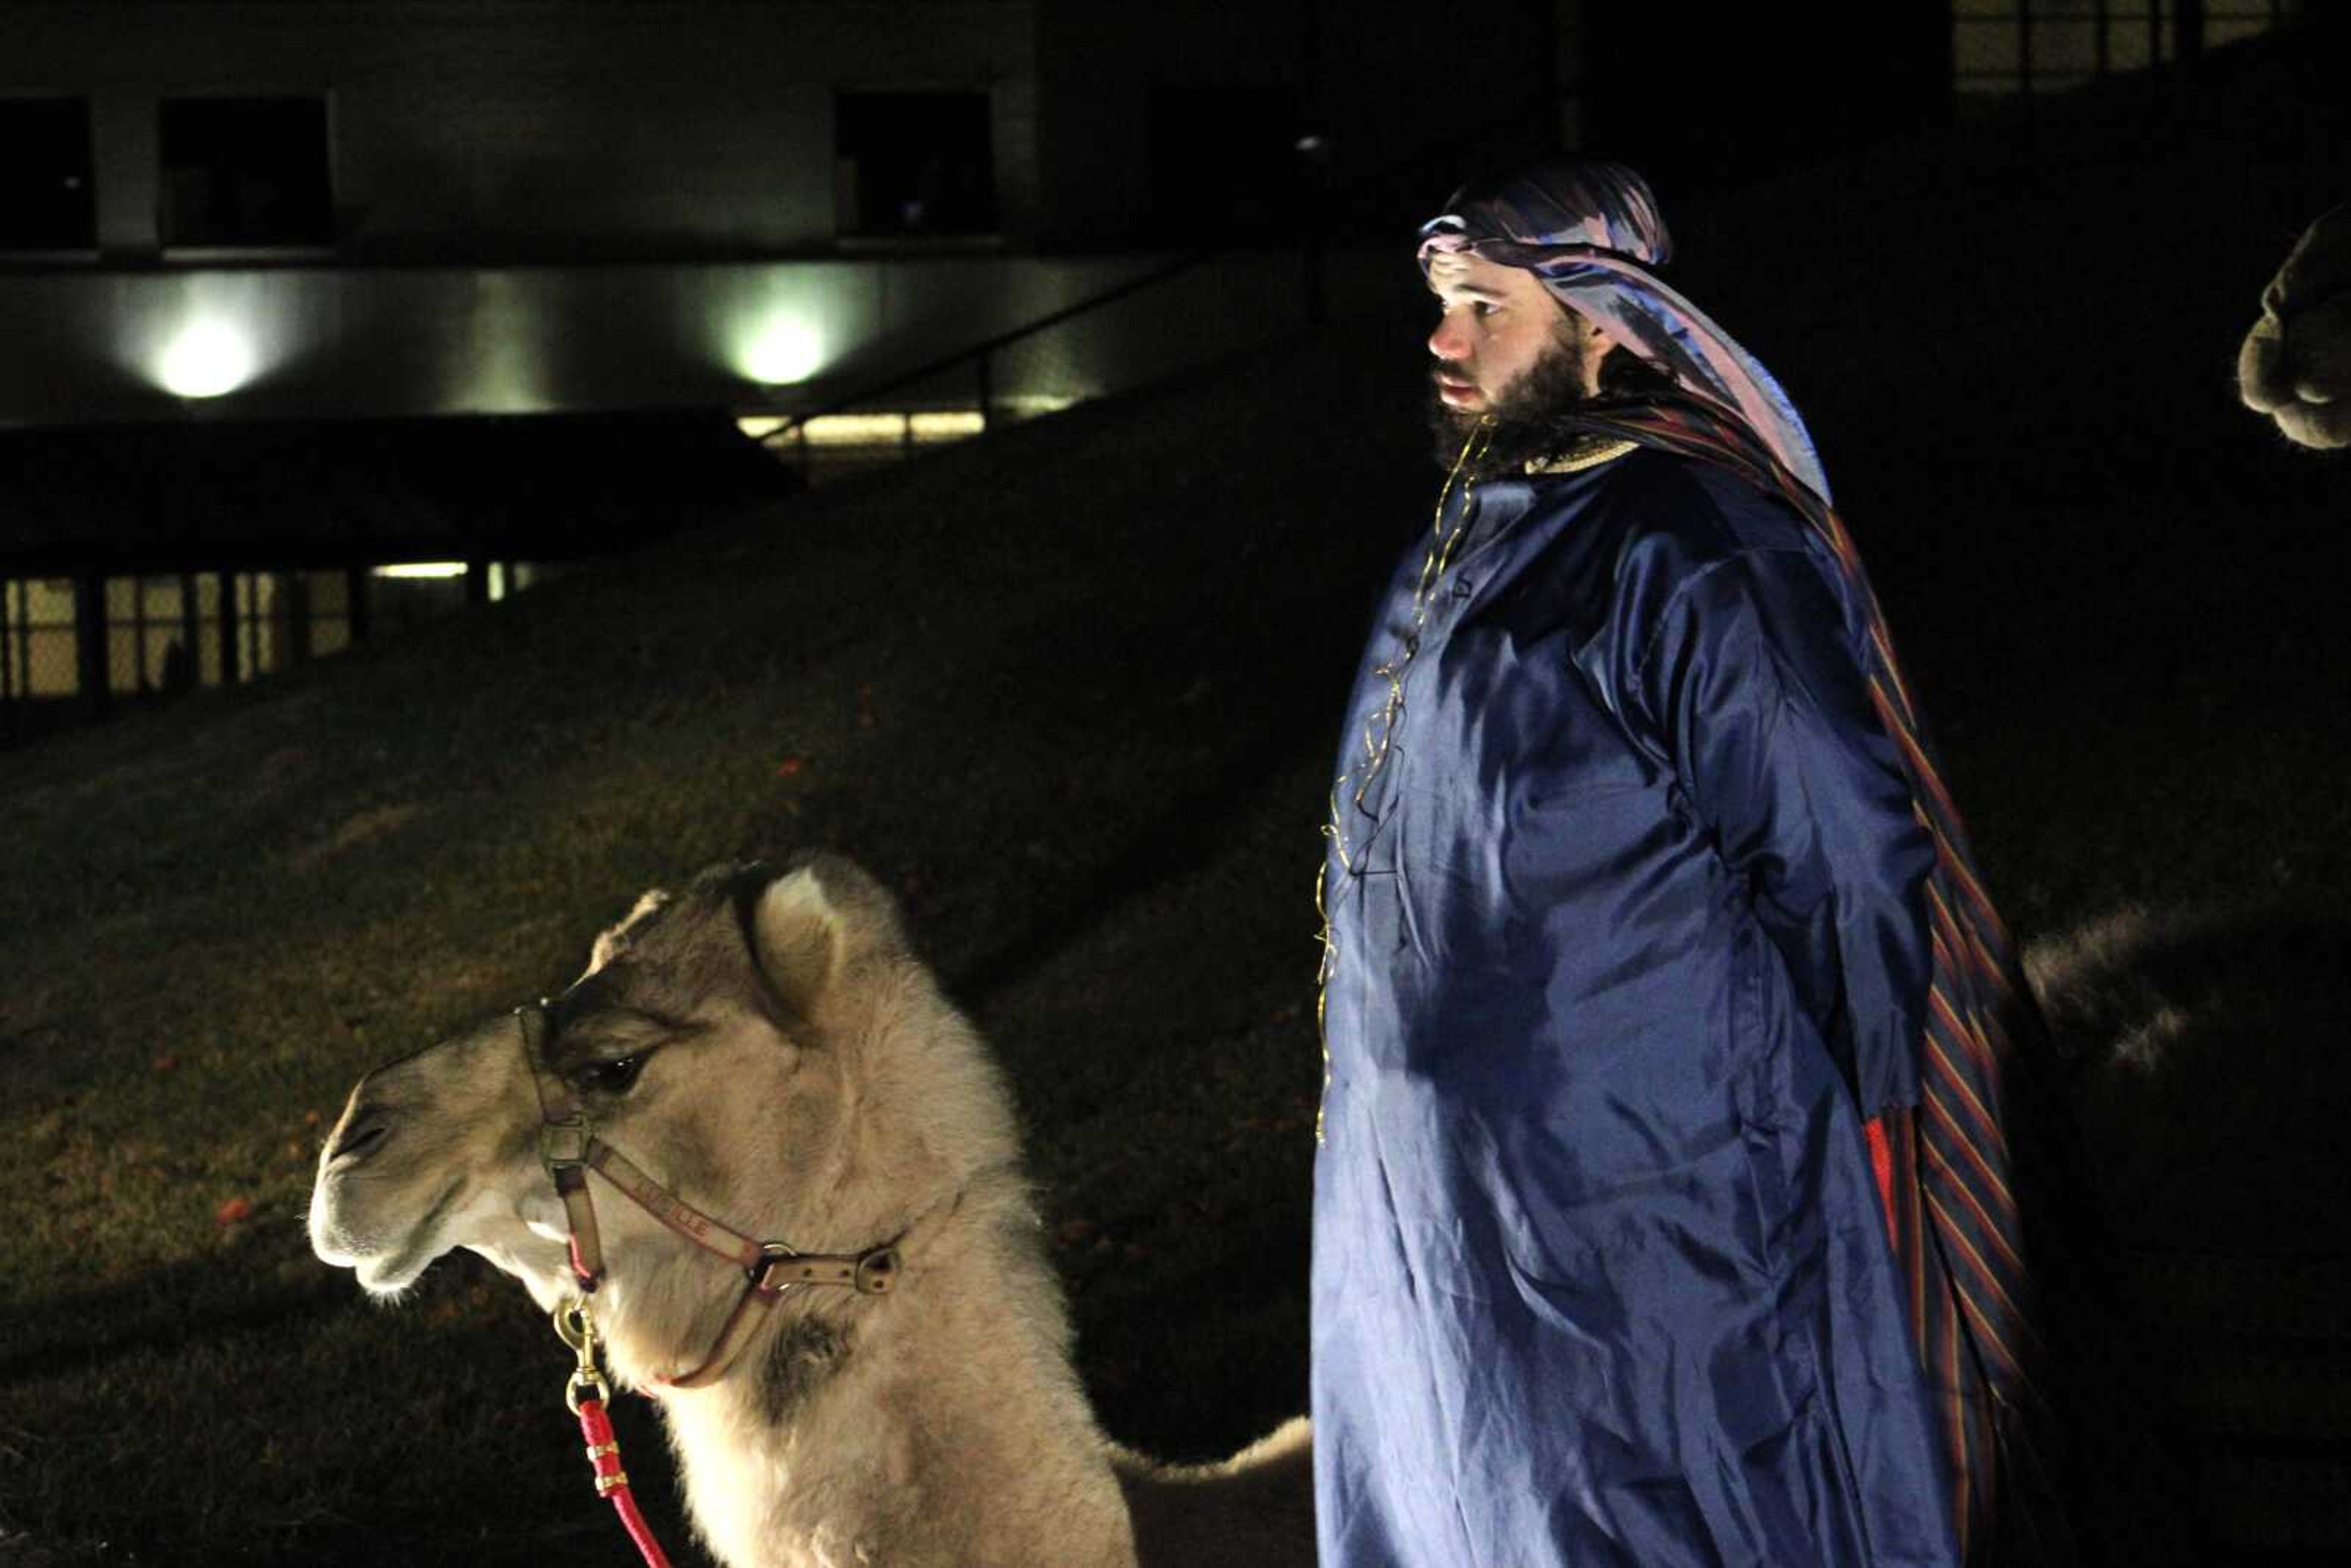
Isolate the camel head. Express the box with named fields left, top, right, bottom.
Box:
left=2240, top=204, right=2351, bottom=450
left=308, top=855, right=1021, bottom=1391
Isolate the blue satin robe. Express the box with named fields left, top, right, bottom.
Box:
left=1312, top=446, right=1960, bottom=1567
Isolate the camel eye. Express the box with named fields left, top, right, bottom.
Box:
left=572, top=1055, right=647, bottom=1095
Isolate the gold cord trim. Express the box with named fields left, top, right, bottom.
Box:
left=1525, top=435, right=1639, bottom=475
left=1316, top=417, right=1494, bottom=1141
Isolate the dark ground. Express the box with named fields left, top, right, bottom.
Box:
left=2, top=33, right=2347, bottom=1567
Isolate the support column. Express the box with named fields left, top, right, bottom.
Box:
left=216, top=571, right=239, bottom=686
left=73, top=574, right=108, bottom=722
left=283, top=572, right=312, bottom=663
left=347, top=565, right=372, bottom=645
left=1, top=580, right=17, bottom=746
left=178, top=571, right=200, bottom=690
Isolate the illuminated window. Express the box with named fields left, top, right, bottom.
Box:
left=0, top=99, right=95, bottom=250
left=160, top=96, right=334, bottom=249
left=1, top=579, right=80, bottom=700
left=834, top=91, right=996, bottom=238
left=366, top=560, right=550, bottom=630
left=305, top=570, right=353, bottom=657
left=214, top=570, right=353, bottom=677
left=193, top=575, right=225, bottom=687
left=1952, top=1, right=2292, bottom=102
left=104, top=576, right=197, bottom=696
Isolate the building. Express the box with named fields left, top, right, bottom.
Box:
left=0, top=1, right=2297, bottom=743
left=10, top=0, right=1536, bottom=739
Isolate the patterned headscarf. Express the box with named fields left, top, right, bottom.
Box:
left=1417, top=160, right=1834, bottom=504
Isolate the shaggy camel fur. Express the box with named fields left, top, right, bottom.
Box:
left=2240, top=203, right=2351, bottom=449
left=2026, top=900, right=2351, bottom=1256
left=310, top=857, right=1314, bottom=1568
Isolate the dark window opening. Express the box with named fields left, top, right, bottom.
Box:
left=834, top=91, right=996, bottom=239
left=0, top=99, right=96, bottom=250
left=159, top=96, right=333, bottom=248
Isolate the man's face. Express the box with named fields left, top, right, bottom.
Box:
left=1425, top=249, right=1610, bottom=415
left=1424, top=248, right=1618, bottom=470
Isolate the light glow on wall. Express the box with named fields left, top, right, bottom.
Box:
left=372, top=561, right=468, bottom=580
left=733, top=313, right=827, bottom=385
left=153, top=318, right=258, bottom=399
left=457, top=271, right=552, bottom=413
left=908, top=409, right=985, bottom=441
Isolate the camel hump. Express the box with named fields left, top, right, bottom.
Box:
left=1113, top=1417, right=1316, bottom=1568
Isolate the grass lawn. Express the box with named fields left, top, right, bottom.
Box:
left=4, top=37, right=2347, bottom=1567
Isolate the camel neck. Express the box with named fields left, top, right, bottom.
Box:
left=659, top=1177, right=1138, bottom=1568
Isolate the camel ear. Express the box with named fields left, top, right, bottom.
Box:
left=751, top=866, right=842, bottom=1016
left=748, top=856, right=904, bottom=1018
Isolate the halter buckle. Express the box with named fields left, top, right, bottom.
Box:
left=748, top=1241, right=798, bottom=1291
left=853, top=1247, right=900, bottom=1296
left=540, top=1115, right=592, bottom=1172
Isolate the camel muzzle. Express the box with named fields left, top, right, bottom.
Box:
left=324, top=1116, right=392, bottom=1166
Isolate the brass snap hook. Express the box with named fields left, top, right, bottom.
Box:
left=553, top=1298, right=610, bottom=1414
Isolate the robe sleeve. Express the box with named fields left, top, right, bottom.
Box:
left=1624, top=544, right=1937, bottom=1119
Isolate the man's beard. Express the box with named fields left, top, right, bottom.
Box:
left=1427, top=326, right=1611, bottom=476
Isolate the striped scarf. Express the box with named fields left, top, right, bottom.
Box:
left=1565, top=393, right=2078, bottom=1567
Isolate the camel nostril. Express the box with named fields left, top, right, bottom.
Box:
left=328, top=1120, right=391, bottom=1164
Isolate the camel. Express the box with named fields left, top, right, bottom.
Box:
left=2025, top=900, right=2351, bottom=1256
left=309, top=855, right=1314, bottom=1568
left=2239, top=203, right=2351, bottom=449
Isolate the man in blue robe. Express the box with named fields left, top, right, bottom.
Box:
left=1312, top=162, right=2065, bottom=1567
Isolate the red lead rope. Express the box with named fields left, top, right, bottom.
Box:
left=556, top=1299, right=675, bottom=1568
left=576, top=1395, right=674, bottom=1568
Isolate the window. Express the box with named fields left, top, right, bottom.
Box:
left=1952, top=2, right=2292, bottom=102
left=1, top=579, right=80, bottom=699
left=0, top=99, right=96, bottom=250
left=92, top=571, right=354, bottom=694
left=834, top=91, right=996, bottom=239
left=220, top=570, right=353, bottom=678
left=105, top=575, right=198, bottom=696
left=159, top=96, right=333, bottom=249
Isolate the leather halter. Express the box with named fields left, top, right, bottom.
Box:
left=516, top=999, right=902, bottom=1390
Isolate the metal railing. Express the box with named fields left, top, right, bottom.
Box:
left=748, top=85, right=1570, bottom=484
left=751, top=245, right=1243, bottom=481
